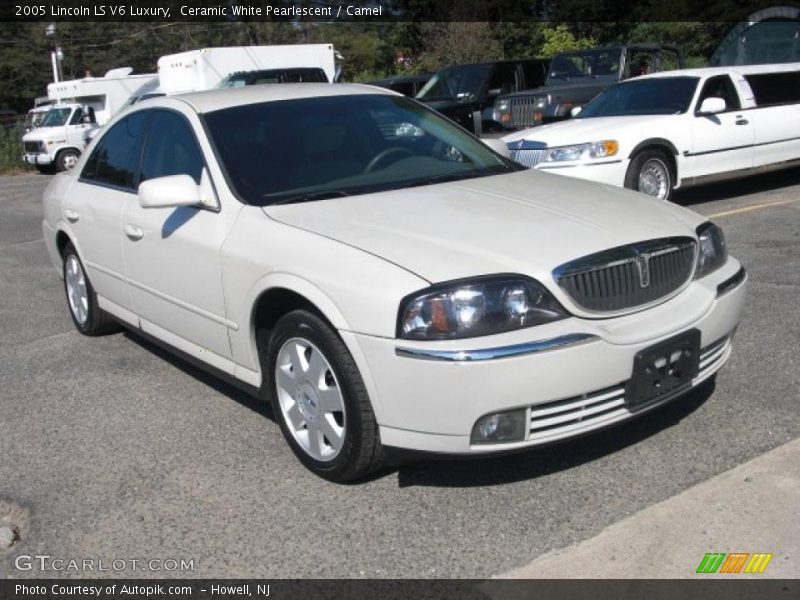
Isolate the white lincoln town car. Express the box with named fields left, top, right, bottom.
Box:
left=42, top=84, right=747, bottom=481
left=503, top=63, right=800, bottom=201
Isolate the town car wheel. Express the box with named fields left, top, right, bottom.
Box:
left=265, top=310, right=384, bottom=483
left=61, top=243, right=120, bottom=336
left=625, top=149, right=674, bottom=201
left=56, top=149, right=80, bottom=172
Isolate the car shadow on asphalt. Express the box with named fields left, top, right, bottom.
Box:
left=674, top=165, right=800, bottom=207
left=122, top=331, right=273, bottom=420
left=121, top=327, right=716, bottom=489
left=393, top=379, right=716, bottom=488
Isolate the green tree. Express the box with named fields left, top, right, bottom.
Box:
left=540, top=24, right=597, bottom=56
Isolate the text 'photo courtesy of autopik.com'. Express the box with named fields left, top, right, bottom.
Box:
left=0, top=0, right=798, bottom=597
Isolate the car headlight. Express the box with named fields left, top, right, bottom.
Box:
left=543, top=140, right=618, bottom=162
left=398, top=276, right=568, bottom=340
left=495, top=98, right=510, bottom=113
left=695, top=222, right=727, bottom=279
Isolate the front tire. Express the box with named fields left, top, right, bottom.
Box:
left=625, top=149, right=674, bottom=201
left=56, top=149, right=80, bottom=172
left=264, top=310, right=384, bottom=483
left=62, top=242, right=119, bottom=336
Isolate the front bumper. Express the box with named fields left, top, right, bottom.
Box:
left=23, top=153, right=53, bottom=166
left=349, top=259, right=747, bottom=454
left=535, top=158, right=627, bottom=187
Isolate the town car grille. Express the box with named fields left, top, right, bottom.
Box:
left=553, top=237, right=697, bottom=313
left=508, top=140, right=547, bottom=168
left=24, top=141, right=41, bottom=153
left=527, top=336, right=731, bottom=443
left=507, top=96, right=545, bottom=129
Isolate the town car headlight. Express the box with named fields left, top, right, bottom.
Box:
left=543, top=140, right=618, bottom=162
left=695, top=222, right=727, bottom=279
left=398, top=276, right=568, bottom=340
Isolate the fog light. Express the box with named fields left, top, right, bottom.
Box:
left=471, top=409, right=527, bottom=444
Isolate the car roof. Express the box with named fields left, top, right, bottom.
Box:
left=168, top=83, right=398, bottom=114
left=637, top=61, right=800, bottom=80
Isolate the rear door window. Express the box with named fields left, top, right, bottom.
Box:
left=744, top=72, right=800, bottom=106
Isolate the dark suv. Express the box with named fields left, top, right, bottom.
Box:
left=416, top=59, right=550, bottom=135
left=494, top=44, right=684, bottom=131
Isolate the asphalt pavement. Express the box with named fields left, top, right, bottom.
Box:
left=0, top=169, right=798, bottom=578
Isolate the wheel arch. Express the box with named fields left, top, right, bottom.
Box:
left=245, top=274, right=352, bottom=371
left=627, top=138, right=680, bottom=186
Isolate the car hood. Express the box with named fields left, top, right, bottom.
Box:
left=263, top=169, right=703, bottom=284
left=503, top=115, right=675, bottom=147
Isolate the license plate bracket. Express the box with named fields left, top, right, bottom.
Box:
left=626, top=329, right=700, bottom=408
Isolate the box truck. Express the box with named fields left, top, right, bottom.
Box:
left=22, top=68, right=156, bottom=172
left=156, top=45, right=338, bottom=95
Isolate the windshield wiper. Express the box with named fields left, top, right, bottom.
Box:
left=270, top=190, right=353, bottom=206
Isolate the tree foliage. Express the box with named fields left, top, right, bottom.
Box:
left=0, top=20, right=734, bottom=112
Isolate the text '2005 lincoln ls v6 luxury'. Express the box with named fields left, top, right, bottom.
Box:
left=41, top=84, right=747, bottom=482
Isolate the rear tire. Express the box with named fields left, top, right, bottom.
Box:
left=264, top=310, right=384, bottom=483
left=61, top=242, right=120, bottom=336
left=624, top=149, right=675, bottom=201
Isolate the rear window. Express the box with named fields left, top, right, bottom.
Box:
left=744, top=72, right=800, bottom=106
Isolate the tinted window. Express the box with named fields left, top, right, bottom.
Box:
left=140, top=110, right=205, bottom=184
left=81, top=111, right=147, bottom=190
left=521, top=61, right=547, bottom=88
left=697, top=75, right=741, bottom=111
left=488, top=64, right=518, bottom=95
left=744, top=72, right=800, bottom=106
left=578, top=76, right=699, bottom=118
left=416, top=64, right=493, bottom=101
left=204, top=94, right=517, bottom=206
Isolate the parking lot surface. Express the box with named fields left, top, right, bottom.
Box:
left=1, top=170, right=798, bottom=578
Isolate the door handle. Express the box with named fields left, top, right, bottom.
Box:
left=735, top=118, right=749, bottom=125
left=63, top=209, right=80, bottom=223
left=124, top=224, right=144, bottom=241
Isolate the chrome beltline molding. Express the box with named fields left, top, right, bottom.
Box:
left=395, top=332, right=599, bottom=362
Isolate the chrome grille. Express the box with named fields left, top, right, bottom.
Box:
left=508, top=140, right=547, bottom=168
left=24, top=141, right=41, bottom=153
left=508, top=96, right=544, bottom=129
left=509, top=148, right=546, bottom=168
left=554, top=238, right=696, bottom=313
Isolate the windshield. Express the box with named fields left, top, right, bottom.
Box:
left=416, top=64, right=492, bottom=102
left=548, top=49, right=623, bottom=82
left=204, top=94, right=520, bottom=206
left=577, top=76, right=700, bottom=118
left=41, top=107, right=72, bottom=127
left=219, top=68, right=329, bottom=88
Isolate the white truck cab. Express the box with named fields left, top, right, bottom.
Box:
left=22, top=68, right=156, bottom=172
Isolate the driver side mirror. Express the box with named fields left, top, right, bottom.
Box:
left=570, top=106, right=583, bottom=118
left=697, top=97, right=726, bottom=115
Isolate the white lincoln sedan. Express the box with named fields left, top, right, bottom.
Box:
left=42, top=84, right=747, bottom=482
